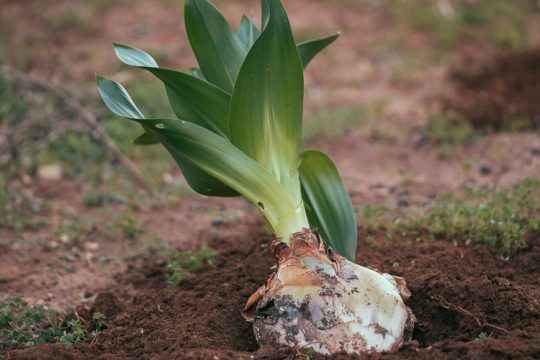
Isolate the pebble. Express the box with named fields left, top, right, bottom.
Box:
left=83, top=241, right=99, bottom=252
left=397, top=196, right=409, bottom=207
left=480, top=164, right=492, bottom=175
left=212, top=216, right=225, bottom=226
left=37, top=164, right=63, bottom=181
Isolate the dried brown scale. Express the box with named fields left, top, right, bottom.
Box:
left=243, top=229, right=415, bottom=355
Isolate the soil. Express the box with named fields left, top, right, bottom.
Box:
left=5, top=222, right=540, bottom=360
left=446, top=47, right=540, bottom=131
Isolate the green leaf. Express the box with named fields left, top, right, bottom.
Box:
left=229, top=0, right=304, bottom=200
left=113, top=43, right=230, bottom=137
left=141, top=118, right=298, bottom=219
left=297, top=33, right=340, bottom=69
left=299, top=150, right=357, bottom=261
left=113, top=43, right=158, bottom=68
left=96, top=76, right=144, bottom=119
left=133, top=132, right=159, bottom=145
left=184, top=0, right=247, bottom=93
left=97, top=76, right=238, bottom=197
left=238, top=15, right=260, bottom=49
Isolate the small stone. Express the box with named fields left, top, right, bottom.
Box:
left=212, top=216, right=224, bottom=226
left=45, top=241, right=59, bottom=251
left=480, top=165, right=492, bottom=175
left=59, top=234, right=70, bottom=244
left=31, top=203, right=42, bottom=214
left=162, top=172, right=173, bottom=184
left=37, top=164, right=63, bottom=180
left=83, top=241, right=99, bottom=252
left=397, top=196, right=409, bottom=207
left=66, top=265, right=77, bottom=273
left=531, top=147, right=540, bottom=156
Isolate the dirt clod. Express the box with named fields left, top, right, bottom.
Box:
left=90, top=292, right=124, bottom=319
left=447, top=47, right=540, bottom=131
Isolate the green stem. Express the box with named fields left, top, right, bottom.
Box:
left=271, top=202, right=310, bottom=244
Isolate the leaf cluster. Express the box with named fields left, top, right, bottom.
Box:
left=97, top=0, right=357, bottom=260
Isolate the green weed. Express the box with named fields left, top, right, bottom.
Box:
left=55, top=217, right=96, bottom=246
left=0, top=298, right=104, bottom=350
left=83, top=190, right=127, bottom=208
left=0, top=190, right=47, bottom=232
left=424, top=113, right=477, bottom=153
left=475, top=331, right=489, bottom=341
left=106, top=214, right=143, bottom=240
left=359, top=204, right=391, bottom=231
left=418, top=179, right=540, bottom=255
left=362, top=179, right=540, bottom=256
left=165, top=245, right=217, bottom=286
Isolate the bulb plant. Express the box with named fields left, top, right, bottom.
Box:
left=97, top=0, right=414, bottom=355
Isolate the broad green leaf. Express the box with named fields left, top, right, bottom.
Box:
left=142, top=118, right=299, bottom=223
left=229, top=0, right=304, bottom=200
left=184, top=0, right=247, bottom=93
left=96, top=76, right=144, bottom=120
left=299, top=150, right=357, bottom=261
left=133, top=132, right=159, bottom=145
left=298, top=33, right=340, bottom=69
left=238, top=15, right=260, bottom=49
left=113, top=43, right=158, bottom=68
left=113, top=43, right=230, bottom=137
left=97, top=76, right=238, bottom=197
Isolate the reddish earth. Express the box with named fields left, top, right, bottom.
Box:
left=446, top=47, right=540, bottom=131
left=5, top=222, right=540, bottom=360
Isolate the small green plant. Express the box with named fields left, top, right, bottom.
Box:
left=420, top=179, right=540, bottom=255
left=359, top=204, right=391, bottom=231
left=83, top=190, right=127, bottom=208
left=58, top=319, right=86, bottom=347
left=55, top=217, right=96, bottom=245
left=0, top=190, right=47, bottom=232
left=106, top=214, right=143, bottom=239
left=165, top=244, right=217, bottom=286
left=475, top=331, right=489, bottom=341
left=0, top=298, right=104, bottom=350
left=425, top=113, right=477, bottom=147
left=362, top=179, right=540, bottom=256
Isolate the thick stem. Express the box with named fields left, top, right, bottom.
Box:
left=271, top=202, right=309, bottom=244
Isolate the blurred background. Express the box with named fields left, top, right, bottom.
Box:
left=1, top=0, right=539, bottom=307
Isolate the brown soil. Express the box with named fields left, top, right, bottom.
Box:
left=447, top=47, right=540, bottom=131
left=5, top=223, right=540, bottom=360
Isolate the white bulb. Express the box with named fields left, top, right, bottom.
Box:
left=243, top=230, right=415, bottom=355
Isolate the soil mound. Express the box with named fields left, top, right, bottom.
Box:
left=447, top=47, right=540, bottom=131
left=6, top=226, right=540, bottom=359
